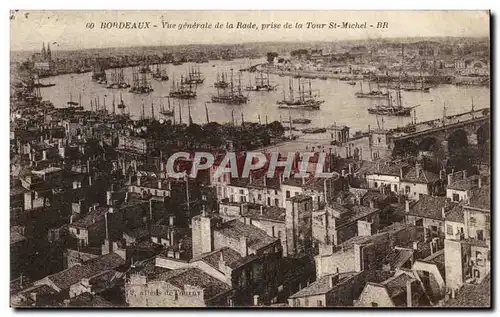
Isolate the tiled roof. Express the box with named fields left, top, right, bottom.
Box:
left=124, top=227, right=150, bottom=240
left=192, top=247, right=243, bottom=270
left=215, top=219, right=278, bottom=252
left=381, top=272, right=414, bottom=298
left=67, top=292, right=115, bottom=307
left=289, top=272, right=358, bottom=298
left=242, top=205, right=286, bottom=223
left=447, top=175, right=479, bottom=191
left=44, top=253, right=125, bottom=291
left=467, top=186, right=490, bottom=211
left=163, top=268, right=231, bottom=300
left=71, top=206, right=107, bottom=229
left=407, top=195, right=457, bottom=220
left=446, top=273, right=491, bottom=307
left=10, top=229, right=27, bottom=245
left=383, top=249, right=414, bottom=269
left=402, top=167, right=440, bottom=184
left=445, top=204, right=464, bottom=223
left=368, top=161, right=406, bottom=177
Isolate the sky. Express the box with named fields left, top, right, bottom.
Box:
left=10, top=10, right=490, bottom=51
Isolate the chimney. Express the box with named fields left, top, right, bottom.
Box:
left=137, top=175, right=141, bottom=187
left=429, top=241, right=434, bottom=254
left=42, top=150, right=47, bottom=160
left=369, top=199, right=374, bottom=209
left=106, top=191, right=112, bottom=206
left=125, top=192, right=129, bottom=203
left=253, top=295, right=259, bottom=306
left=400, top=167, right=404, bottom=179
left=462, top=170, right=467, bottom=180
left=416, top=162, right=423, bottom=178
left=405, top=200, right=410, bottom=213
left=341, top=169, right=346, bottom=177
left=240, top=237, right=249, bottom=256
left=302, top=176, right=306, bottom=185
left=271, top=226, right=275, bottom=237
left=478, top=176, right=482, bottom=188
left=169, top=230, right=175, bottom=244
left=260, top=205, right=264, bottom=216
left=441, top=206, right=446, bottom=219
left=447, top=173, right=452, bottom=186
left=439, top=169, right=445, bottom=181
left=348, top=163, right=353, bottom=174
left=413, top=241, right=419, bottom=250
left=218, top=252, right=226, bottom=271
left=201, top=205, right=206, bottom=217
left=158, top=180, right=162, bottom=189
left=406, top=280, right=413, bottom=307
left=69, top=215, right=73, bottom=224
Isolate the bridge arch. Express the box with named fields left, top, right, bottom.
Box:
left=447, top=129, right=468, bottom=151
left=418, top=137, right=439, bottom=152
left=476, top=122, right=490, bottom=146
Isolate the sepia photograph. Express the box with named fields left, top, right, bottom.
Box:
left=9, top=10, right=491, bottom=308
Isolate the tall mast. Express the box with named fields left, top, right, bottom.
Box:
left=205, top=102, right=210, bottom=123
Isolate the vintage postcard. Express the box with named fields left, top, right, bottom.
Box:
left=9, top=10, right=490, bottom=308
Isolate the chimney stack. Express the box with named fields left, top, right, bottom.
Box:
left=329, top=274, right=339, bottom=288
left=158, top=180, right=162, bottom=189
left=405, top=200, right=410, bottom=213
left=169, top=215, right=174, bottom=226
left=106, top=191, right=112, bottom=206
left=369, top=199, right=374, bottom=209
left=42, top=150, right=47, bottom=161
left=240, top=237, right=249, bottom=256
left=441, top=206, right=446, bottom=219
left=478, top=176, right=482, bottom=188
left=462, top=170, right=467, bottom=180
left=137, top=175, right=141, bottom=187
left=125, top=192, right=129, bottom=203
left=406, top=280, right=413, bottom=307
left=413, top=241, right=419, bottom=250
left=260, top=205, right=264, bottom=216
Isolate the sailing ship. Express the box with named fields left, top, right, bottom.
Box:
left=160, top=97, right=174, bottom=116
left=182, top=66, right=204, bottom=85
left=129, top=69, right=154, bottom=94
left=355, top=80, right=388, bottom=99
left=169, top=75, right=197, bottom=99
left=401, top=71, right=431, bottom=92
left=152, top=64, right=169, bottom=81
left=106, top=69, right=130, bottom=89
left=91, top=61, right=107, bottom=83
left=367, top=89, right=417, bottom=116
left=214, top=71, right=229, bottom=89
left=276, top=78, right=324, bottom=110
left=211, top=69, right=248, bottom=105
left=117, top=92, right=126, bottom=109
left=245, top=69, right=277, bottom=91
left=282, top=118, right=312, bottom=124
left=139, top=61, right=151, bottom=74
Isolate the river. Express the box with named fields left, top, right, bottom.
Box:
left=38, top=57, right=490, bottom=133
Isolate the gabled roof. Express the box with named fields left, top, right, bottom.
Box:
left=402, top=167, right=440, bottom=184
left=407, top=195, right=457, bottom=220
left=289, top=272, right=358, bottom=298
left=43, top=253, right=125, bottom=291
left=162, top=268, right=231, bottom=300
left=467, top=186, right=490, bottom=211
left=215, top=219, right=278, bottom=252
left=191, top=247, right=243, bottom=270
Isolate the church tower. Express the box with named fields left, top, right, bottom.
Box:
left=46, top=43, right=52, bottom=61
left=41, top=42, right=46, bottom=59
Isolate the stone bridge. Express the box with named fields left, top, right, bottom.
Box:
left=388, top=107, right=490, bottom=153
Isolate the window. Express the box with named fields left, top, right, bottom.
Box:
left=378, top=137, right=381, bottom=144
left=405, top=186, right=411, bottom=193
left=485, top=215, right=490, bottom=224
left=476, top=251, right=484, bottom=266
left=286, top=191, right=290, bottom=198
left=274, top=198, right=279, bottom=206
left=374, top=182, right=378, bottom=188
left=239, top=189, right=244, bottom=195
left=267, top=197, right=271, bottom=206
left=76, top=228, right=80, bottom=235
left=275, top=190, right=278, bottom=195
left=258, top=194, right=262, bottom=200
left=446, top=225, right=453, bottom=235
left=317, top=300, right=323, bottom=307
left=371, top=302, right=379, bottom=307
left=477, top=230, right=484, bottom=241
left=304, top=298, right=309, bottom=306
left=394, top=184, right=398, bottom=192
left=174, top=291, right=179, bottom=301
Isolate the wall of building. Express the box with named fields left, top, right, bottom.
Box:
left=444, top=239, right=465, bottom=291
left=315, top=251, right=355, bottom=278
left=366, top=174, right=400, bottom=193
left=401, top=182, right=430, bottom=200
left=356, top=284, right=394, bottom=307
left=125, top=280, right=206, bottom=307
left=446, top=189, right=470, bottom=203
left=288, top=294, right=327, bottom=307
